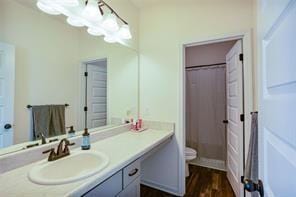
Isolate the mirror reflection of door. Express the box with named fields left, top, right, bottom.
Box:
left=0, top=43, right=15, bottom=148
left=0, top=0, right=139, bottom=155
left=85, top=59, right=107, bottom=129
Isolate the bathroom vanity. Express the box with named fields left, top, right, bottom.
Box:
left=83, top=158, right=141, bottom=197
left=0, top=122, right=174, bottom=196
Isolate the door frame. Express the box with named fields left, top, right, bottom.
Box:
left=77, top=58, right=108, bottom=130
left=0, top=42, right=15, bottom=147
left=179, top=31, right=254, bottom=195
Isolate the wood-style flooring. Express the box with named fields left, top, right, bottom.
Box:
left=141, top=165, right=235, bottom=197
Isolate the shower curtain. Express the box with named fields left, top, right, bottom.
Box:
left=186, top=65, right=226, bottom=161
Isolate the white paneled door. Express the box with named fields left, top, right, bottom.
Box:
left=259, top=0, right=296, bottom=196
left=87, top=62, right=107, bottom=128
left=226, top=40, right=244, bottom=197
left=0, top=43, right=15, bottom=148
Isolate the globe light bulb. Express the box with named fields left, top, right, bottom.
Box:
left=104, top=35, right=117, bottom=43
left=82, top=0, right=102, bottom=21
left=102, top=13, right=119, bottom=32
left=87, top=27, right=104, bottom=36
left=67, top=17, right=84, bottom=27
left=118, top=24, right=132, bottom=39
left=36, top=1, right=61, bottom=15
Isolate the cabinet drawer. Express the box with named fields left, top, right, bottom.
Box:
left=123, top=159, right=141, bottom=188
left=83, top=171, right=123, bottom=197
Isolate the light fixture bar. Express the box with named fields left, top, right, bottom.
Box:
left=97, top=0, right=129, bottom=25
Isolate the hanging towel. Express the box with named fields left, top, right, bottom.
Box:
left=245, top=112, right=259, bottom=197
left=32, top=105, right=66, bottom=139
left=32, top=105, right=51, bottom=140
left=48, top=105, right=66, bottom=137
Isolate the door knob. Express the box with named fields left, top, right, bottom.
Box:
left=4, top=124, right=12, bottom=130
left=223, top=120, right=229, bottom=124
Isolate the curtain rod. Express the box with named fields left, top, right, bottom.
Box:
left=186, top=62, right=226, bottom=69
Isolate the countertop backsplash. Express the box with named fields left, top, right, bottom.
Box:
left=0, top=121, right=174, bottom=174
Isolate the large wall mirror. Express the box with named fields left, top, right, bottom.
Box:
left=0, top=0, right=139, bottom=155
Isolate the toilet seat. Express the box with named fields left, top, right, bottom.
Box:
left=186, top=155, right=196, bottom=160
left=185, top=147, right=197, bottom=177
left=185, top=147, right=197, bottom=156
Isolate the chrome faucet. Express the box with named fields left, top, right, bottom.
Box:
left=40, top=132, right=47, bottom=145
left=43, top=138, right=75, bottom=162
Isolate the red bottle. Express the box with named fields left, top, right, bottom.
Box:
left=138, top=119, right=143, bottom=129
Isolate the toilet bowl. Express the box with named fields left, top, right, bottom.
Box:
left=185, top=147, right=197, bottom=177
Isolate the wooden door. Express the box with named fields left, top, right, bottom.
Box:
left=259, top=0, right=296, bottom=196
left=226, top=40, right=244, bottom=197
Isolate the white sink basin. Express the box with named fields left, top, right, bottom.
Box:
left=28, top=150, right=109, bottom=185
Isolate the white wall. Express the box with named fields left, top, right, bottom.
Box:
left=0, top=0, right=139, bottom=144
left=78, top=31, right=139, bottom=124
left=0, top=0, right=81, bottom=143
left=139, top=0, right=255, bottom=195
left=185, top=40, right=236, bottom=67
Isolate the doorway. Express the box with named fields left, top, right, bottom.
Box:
left=0, top=43, right=15, bottom=148
left=81, top=59, right=108, bottom=129
left=186, top=40, right=236, bottom=172
left=182, top=34, right=253, bottom=197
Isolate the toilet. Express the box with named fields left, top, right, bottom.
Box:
left=185, top=147, right=197, bottom=177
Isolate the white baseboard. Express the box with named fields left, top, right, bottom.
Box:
left=189, top=157, right=226, bottom=171
left=141, top=179, right=182, bottom=196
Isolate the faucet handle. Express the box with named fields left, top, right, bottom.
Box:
left=63, top=140, right=75, bottom=154
left=42, top=148, right=55, bottom=154
left=43, top=148, right=57, bottom=161
left=66, top=140, right=75, bottom=146
left=40, top=132, right=47, bottom=145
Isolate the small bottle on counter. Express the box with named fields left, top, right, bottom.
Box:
left=67, top=126, right=76, bottom=138
left=133, top=119, right=137, bottom=131
left=81, top=128, right=91, bottom=150
left=138, top=119, right=143, bottom=129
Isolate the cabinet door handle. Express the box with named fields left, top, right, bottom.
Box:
left=4, top=124, right=12, bottom=130
left=128, top=168, right=138, bottom=177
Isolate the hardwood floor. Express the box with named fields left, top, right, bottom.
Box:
left=141, top=165, right=235, bottom=197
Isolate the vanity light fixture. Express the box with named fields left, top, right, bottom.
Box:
left=104, top=35, right=117, bottom=43
left=59, top=0, right=80, bottom=7
left=118, top=24, right=132, bottom=40
left=102, top=12, right=119, bottom=32
left=36, top=1, right=61, bottom=15
left=82, top=0, right=103, bottom=21
left=36, top=0, right=132, bottom=44
left=87, top=27, right=104, bottom=36
left=67, top=16, right=85, bottom=27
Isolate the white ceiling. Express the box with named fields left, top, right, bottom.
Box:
left=15, top=0, right=160, bottom=10
left=129, top=0, right=171, bottom=8
left=129, top=0, right=154, bottom=8
left=15, top=0, right=146, bottom=9
left=15, top=0, right=37, bottom=10
left=129, top=0, right=180, bottom=8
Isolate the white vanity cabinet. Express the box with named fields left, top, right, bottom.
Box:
left=118, top=158, right=141, bottom=197
left=83, top=159, right=141, bottom=197
left=117, top=176, right=140, bottom=197
left=82, top=171, right=123, bottom=197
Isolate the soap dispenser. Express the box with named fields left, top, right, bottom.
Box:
left=81, top=128, right=91, bottom=150
left=67, top=126, right=76, bottom=138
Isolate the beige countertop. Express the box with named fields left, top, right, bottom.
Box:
left=0, top=128, right=174, bottom=197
